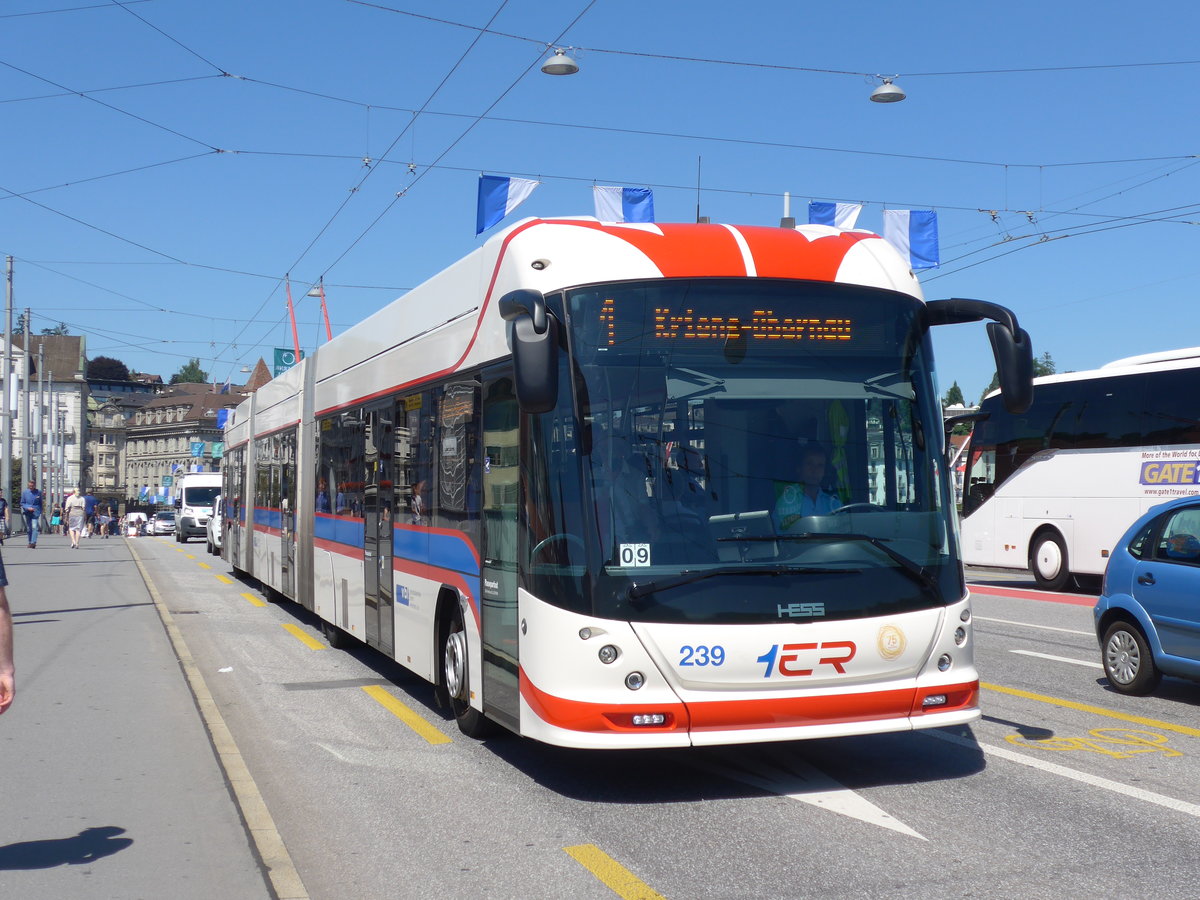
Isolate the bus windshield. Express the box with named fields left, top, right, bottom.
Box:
left=525, top=278, right=962, bottom=625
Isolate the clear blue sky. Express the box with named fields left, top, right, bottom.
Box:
left=3, top=0, right=1199, bottom=399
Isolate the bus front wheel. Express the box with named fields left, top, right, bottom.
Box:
left=1030, top=531, right=1070, bottom=592
left=441, top=604, right=495, bottom=739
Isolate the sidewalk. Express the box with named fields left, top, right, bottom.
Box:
left=0, top=530, right=273, bottom=900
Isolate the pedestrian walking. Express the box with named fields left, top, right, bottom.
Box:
left=0, top=549, right=12, bottom=714
left=84, top=490, right=99, bottom=538
left=19, top=481, right=42, bottom=549
left=65, top=487, right=87, bottom=550
left=0, top=494, right=8, bottom=545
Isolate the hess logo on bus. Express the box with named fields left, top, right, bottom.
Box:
left=757, top=641, right=856, bottom=678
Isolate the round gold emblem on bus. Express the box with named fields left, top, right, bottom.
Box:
left=877, top=625, right=906, bottom=660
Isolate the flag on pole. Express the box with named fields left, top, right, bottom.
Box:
left=808, top=201, right=863, bottom=229
left=593, top=186, right=655, bottom=223
left=476, top=175, right=540, bottom=234
left=882, top=209, right=940, bottom=270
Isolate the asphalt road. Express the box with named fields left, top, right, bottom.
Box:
left=16, top=537, right=1200, bottom=900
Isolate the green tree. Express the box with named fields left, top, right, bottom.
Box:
left=87, top=356, right=131, bottom=381
left=40, top=322, right=70, bottom=336
left=170, top=358, right=209, bottom=385
left=980, top=352, right=1056, bottom=404
left=942, top=381, right=965, bottom=408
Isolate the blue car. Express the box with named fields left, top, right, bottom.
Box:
left=1094, top=496, right=1200, bottom=695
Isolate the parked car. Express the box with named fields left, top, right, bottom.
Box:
left=151, top=511, right=176, bottom=535
left=205, top=496, right=223, bottom=556
left=1094, top=496, right=1200, bottom=695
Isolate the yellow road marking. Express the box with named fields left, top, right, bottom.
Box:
left=185, top=554, right=195, bottom=560
left=197, top=562, right=211, bottom=570
left=361, top=685, right=452, bottom=745
left=982, top=682, right=1200, bottom=739
left=281, top=623, right=326, bottom=650
left=564, top=844, right=667, bottom=900
left=215, top=575, right=234, bottom=585
left=241, top=592, right=267, bottom=608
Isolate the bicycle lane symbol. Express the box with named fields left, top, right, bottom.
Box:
left=1006, top=728, right=1183, bottom=759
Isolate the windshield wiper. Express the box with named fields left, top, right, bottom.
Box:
left=627, top=564, right=855, bottom=602
left=775, top=531, right=940, bottom=595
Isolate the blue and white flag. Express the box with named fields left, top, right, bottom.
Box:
left=808, top=201, right=863, bottom=229
left=593, top=186, right=655, bottom=223
left=882, top=209, right=939, bottom=270
left=476, top=175, right=540, bottom=235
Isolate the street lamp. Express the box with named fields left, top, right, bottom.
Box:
left=870, top=76, right=906, bottom=103
left=541, top=49, right=579, bottom=76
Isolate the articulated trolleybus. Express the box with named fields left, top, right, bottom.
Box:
left=223, top=217, right=1033, bottom=749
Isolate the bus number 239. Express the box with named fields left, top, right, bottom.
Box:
left=679, top=645, right=726, bottom=666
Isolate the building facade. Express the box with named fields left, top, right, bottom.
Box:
left=123, top=383, right=245, bottom=505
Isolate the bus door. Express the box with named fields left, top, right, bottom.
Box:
left=480, top=370, right=520, bottom=730
left=280, top=430, right=297, bottom=598
left=363, top=403, right=395, bottom=656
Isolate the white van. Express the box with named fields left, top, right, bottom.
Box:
left=175, top=472, right=221, bottom=543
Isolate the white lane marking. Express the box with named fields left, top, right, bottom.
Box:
left=1009, top=649, right=1103, bottom=669
left=928, top=729, right=1200, bottom=820
left=697, top=754, right=925, bottom=840
left=975, top=615, right=1092, bottom=636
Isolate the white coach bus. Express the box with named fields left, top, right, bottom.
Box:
left=960, top=347, right=1200, bottom=590
left=222, top=217, right=1032, bottom=749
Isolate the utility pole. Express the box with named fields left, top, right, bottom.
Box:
left=36, top=342, right=44, bottom=499
left=21, top=307, right=31, bottom=501
left=1, top=257, right=11, bottom=513
left=47, top=374, right=56, bottom=515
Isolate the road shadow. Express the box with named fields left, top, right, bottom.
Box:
left=1096, top=675, right=1200, bottom=708
left=0, top=826, right=133, bottom=869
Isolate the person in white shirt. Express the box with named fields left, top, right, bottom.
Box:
left=775, top=442, right=841, bottom=532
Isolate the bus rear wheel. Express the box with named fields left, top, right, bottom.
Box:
left=1030, top=531, right=1070, bottom=592
left=441, top=604, right=494, bottom=739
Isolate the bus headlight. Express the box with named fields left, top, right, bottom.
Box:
left=598, top=645, right=619, bottom=664
left=937, top=654, right=953, bottom=672
left=625, top=671, right=645, bottom=690
left=954, top=627, right=967, bottom=646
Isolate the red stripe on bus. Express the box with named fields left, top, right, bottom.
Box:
left=314, top=218, right=545, bottom=418
left=519, top=673, right=978, bottom=735
left=737, top=227, right=879, bottom=280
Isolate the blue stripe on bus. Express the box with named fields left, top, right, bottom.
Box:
left=314, top=514, right=479, bottom=576
left=254, top=507, right=282, bottom=530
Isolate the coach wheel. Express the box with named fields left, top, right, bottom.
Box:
left=441, top=604, right=494, bottom=739
left=1102, top=620, right=1161, bottom=695
left=1030, top=531, right=1070, bottom=592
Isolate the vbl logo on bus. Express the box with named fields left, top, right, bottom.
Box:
left=757, top=641, right=856, bottom=677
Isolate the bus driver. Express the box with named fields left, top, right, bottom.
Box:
left=775, top=441, right=840, bottom=531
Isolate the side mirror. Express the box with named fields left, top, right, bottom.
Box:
left=926, top=298, right=1034, bottom=415
left=986, top=322, right=1033, bottom=414
left=943, top=411, right=989, bottom=460
left=498, top=289, right=559, bottom=414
